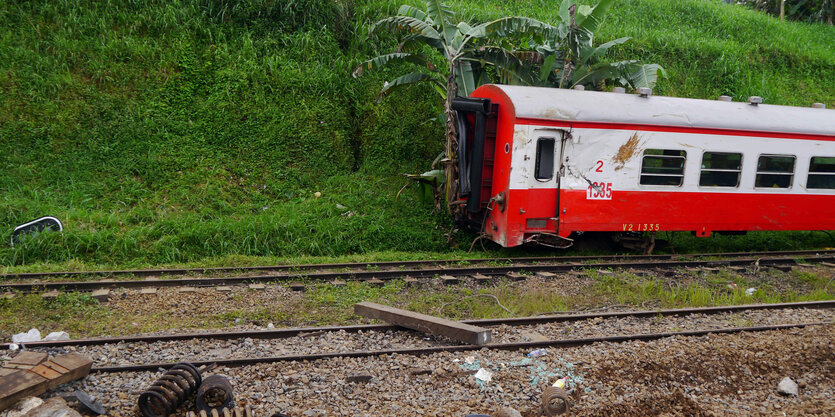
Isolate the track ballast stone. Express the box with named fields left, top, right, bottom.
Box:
left=40, top=324, right=833, bottom=416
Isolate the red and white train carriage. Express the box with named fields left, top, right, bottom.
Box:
left=452, top=84, right=835, bottom=248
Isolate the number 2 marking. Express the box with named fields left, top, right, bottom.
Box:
left=595, top=160, right=604, bottom=172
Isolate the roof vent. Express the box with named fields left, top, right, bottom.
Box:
left=637, top=87, right=652, bottom=98
left=718, top=95, right=732, bottom=102
left=573, top=85, right=585, bottom=91
left=812, top=103, right=826, bottom=109
left=748, top=96, right=763, bottom=106
left=612, top=87, right=626, bottom=94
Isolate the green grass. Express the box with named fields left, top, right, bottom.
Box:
left=1, top=0, right=833, bottom=269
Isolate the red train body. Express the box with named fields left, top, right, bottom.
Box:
left=453, top=85, right=835, bottom=248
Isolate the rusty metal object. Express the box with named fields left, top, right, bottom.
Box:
left=542, top=386, right=570, bottom=416
left=187, top=406, right=253, bottom=417
left=138, top=362, right=202, bottom=417
left=196, top=375, right=235, bottom=413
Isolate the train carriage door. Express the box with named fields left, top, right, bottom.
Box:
left=530, top=128, right=567, bottom=223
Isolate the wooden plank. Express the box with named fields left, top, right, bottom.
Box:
left=50, top=353, right=93, bottom=382
left=0, top=371, right=48, bottom=410
left=354, top=302, right=491, bottom=345
left=0, top=352, right=93, bottom=411
left=6, top=351, right=47, bottom=367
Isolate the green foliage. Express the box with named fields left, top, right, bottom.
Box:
left=0, top=0, right=833, bottom=268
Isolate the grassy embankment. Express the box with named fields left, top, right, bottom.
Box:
left=1, top=0, right=834, bottom=274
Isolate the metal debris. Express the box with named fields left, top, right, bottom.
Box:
left=196, top=375, right=235, bottom=413
left=138, top=363, right=202, bottom=417
left=542, top=385, right=570, bottom=416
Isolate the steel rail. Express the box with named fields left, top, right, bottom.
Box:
left=6, top=300, right=832, bottom=350
left=2, top=249, right=832, bottom=280
left=2, top=254, right=833, bottom=293
left=90, top=322, right=832, bottom=373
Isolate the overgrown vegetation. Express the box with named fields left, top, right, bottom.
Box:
left=1, top=0, right=833, bottom=269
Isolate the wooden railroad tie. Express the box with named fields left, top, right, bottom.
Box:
left=354, top=301, right=491, bottom=345
left=0, top=352, right=93, bottom=411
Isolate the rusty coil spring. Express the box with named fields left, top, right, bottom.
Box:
left=138, top=362, right=202, bottom=417
left=541, top=386, right=570, bottom=416
left=186, top=406, right=254, bottom=417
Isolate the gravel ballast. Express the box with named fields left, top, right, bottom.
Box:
left=41, top=324, right=833, bottom=416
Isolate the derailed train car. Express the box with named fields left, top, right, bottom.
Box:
left=452, top=85, right=835, bottom=249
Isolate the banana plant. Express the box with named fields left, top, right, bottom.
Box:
left=533, top=0, right=666, bottom=90
left=353, top=1, right=557, bottom=211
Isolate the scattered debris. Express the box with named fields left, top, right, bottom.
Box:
left=74, top=390, right=106, bottom=415
left=492, top=407, right=522, bottom=417
left=43, top=332, right=70, bottom=342
left=186, top=406, right=253, bottom=417
left=18, top=397, right=80, bottom=417
left=0, top=353, right=92, bottom=412
left=11, top=329, right=42, bottom=344
left=345, top=374, right=373, bottom=383
left=745, top=287, right=757, bottom=296
left=10, top=216, right=63, bottom=247
left=196, top=375, right=235, bottom=413
left=313, top=192, right=322, bottom=198
left=541, top=385, right=570, bottom=416
left=527, top=349, right=548, bottom=358
left=138, top=362, right=202, bottom=417
left=777, top=377, right=798, bottom=396
left=2, top=396, right=43, bottom=417
left=474, top=368, right=493, bottom=383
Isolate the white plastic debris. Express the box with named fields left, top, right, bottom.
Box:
left=314, top=191, right=322, bottom=198
left=727, top=282, right=738, bottom=290
left=745, top=287, right=756, bottom=296
left=553, top=377, right=567, bottom=388
left=778, top=377, right=798, bottom=396
left=12, top=328, right=42, bottom=343
left=267, top=323, right=275, bottom=329
left=43, top=331, right=70, bottom=341
left=527, top=348, right=548, bottom=357
left=9, top=343, right=20, bottom=351
left=474, top=368, right=493, bottom=383
left=465, top=356, right=475, bottom=365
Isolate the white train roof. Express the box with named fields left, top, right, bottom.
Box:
left=482, top=85, right=835, bottom=136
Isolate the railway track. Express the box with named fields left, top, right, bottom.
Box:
left=1, top=250, right=833, bottom=294
left=2, top=249, right=832, bottom=281
left=10, top=300, right=833, bottom=373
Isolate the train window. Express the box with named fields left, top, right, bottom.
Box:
left=755, top=155, right=795, bottom=188
left=640, top=149, right=686, bottom=186
left=535, top=137, right=556, bottom=181
left=699, top=152, right=742, bottom=187
left=808, top=156, right=835, bottom=189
